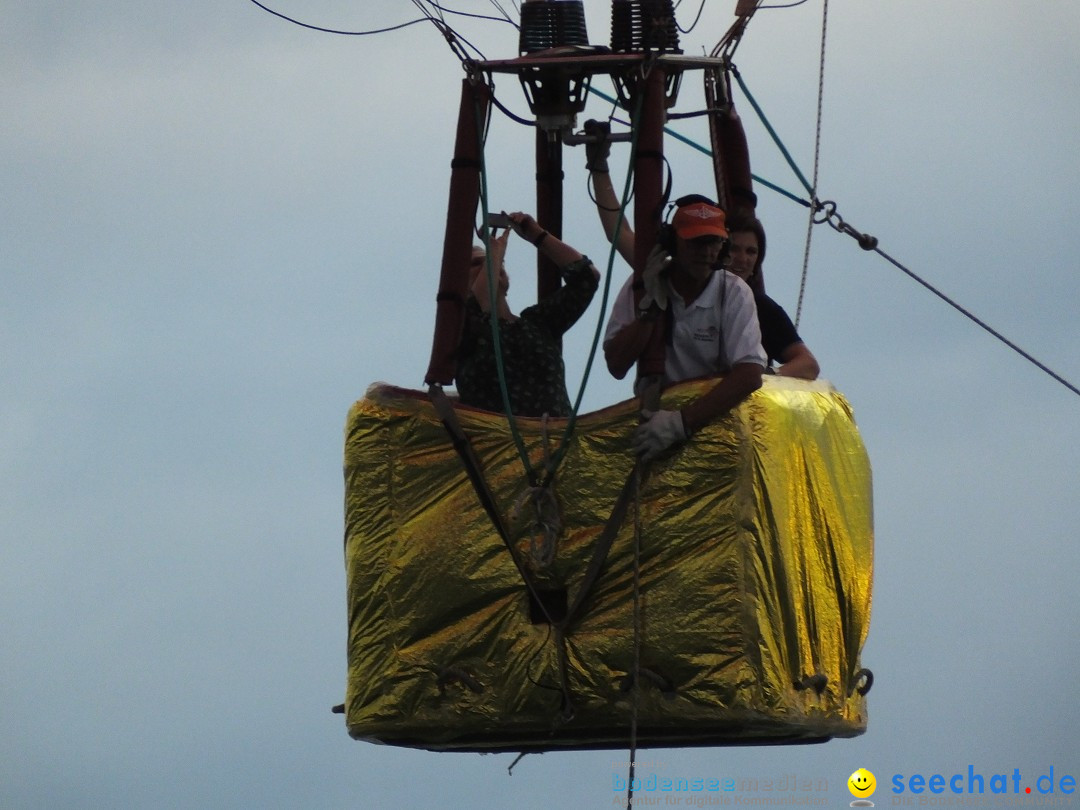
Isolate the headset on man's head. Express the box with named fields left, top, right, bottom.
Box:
left=658, top=194, right=731, bottom=268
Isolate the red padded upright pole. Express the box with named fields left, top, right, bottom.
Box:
left=706, top=67, right=754, bottom=215
left=425, top=80, right=491, bottom=386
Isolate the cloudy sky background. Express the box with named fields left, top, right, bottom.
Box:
left=3, top=1, right=1078, bottom=807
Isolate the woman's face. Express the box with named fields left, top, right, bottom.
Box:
left=727, top=230, right=760, bottom=282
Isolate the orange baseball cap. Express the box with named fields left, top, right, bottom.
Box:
left=672, top=201, right=728, bottom=239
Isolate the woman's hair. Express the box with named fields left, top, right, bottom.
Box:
left=725, top=212, right=767, bottom=295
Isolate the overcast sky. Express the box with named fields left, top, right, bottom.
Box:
left=3, top=2, right=1078, bottom=808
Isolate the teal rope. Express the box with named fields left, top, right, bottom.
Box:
left=475, top=71, right=823, bottom=486
left=474, top=93, right=539, bottom=485
left=539, top=89, right=646, bottom=485
left=472, top=83, right=643, bottom=487
left=730, top=67, right=815, bottom=197
left=586, top=85, right=811, bottom=208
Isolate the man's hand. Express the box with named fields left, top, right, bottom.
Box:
left=640, top=244, right=672, bottom=311
left=632, top=409, right=687, bottom=461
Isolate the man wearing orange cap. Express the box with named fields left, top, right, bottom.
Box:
left=600, top=195, right=767, bottom=461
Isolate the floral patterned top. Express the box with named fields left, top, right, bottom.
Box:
left=455, top=257, right=598, bottom=417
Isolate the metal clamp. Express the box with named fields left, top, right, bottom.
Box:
left=813, top=199, right=879, bottom=251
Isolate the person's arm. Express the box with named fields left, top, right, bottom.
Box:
left=590, top=169, right=636, bottom=266
left=633, top=364, right=763, bottom=461
left=756, top=293, right=820, bottom=380
left=604, top=311, right=660, bottom=380
left=585, top=123, right=636, bottom=266
left=679, top=276, right=765, bottom=432
left=679, top=363, right=763, bottom=434
left=506, top=212, right=598, bottom=280
left=775, top=342, right=820, bottom=380
left=469, top=229, right=509, bottom=314
left=632, top=275, right=764, bottom=460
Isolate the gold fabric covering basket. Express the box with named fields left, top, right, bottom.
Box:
left=343, top=377, right=873, bottom=751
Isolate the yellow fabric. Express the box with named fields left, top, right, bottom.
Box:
left=343, top=377, right=873, bottom=751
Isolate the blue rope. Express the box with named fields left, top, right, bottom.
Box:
left=474, top=95, right=539, bottom=484
left=586, top=85, right=813, bottom=208
left=730, top=67, right=815, bottom=196
left=539, top=89, right=646, bottom=484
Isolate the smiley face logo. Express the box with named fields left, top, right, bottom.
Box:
left=848, top=768, right=877, bottom=798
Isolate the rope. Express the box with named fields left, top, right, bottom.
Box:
left=532, top=86, right=649, bottom=486
left=868, top=245, right=1080, bottom=399
left=591, top=78, right=1079, bottom=400
left=428, top=385, right=561, bottom=627
left=423, top=0, right=517, bottom=26
left=587, top=85, right=813, bottom=208
left=474, top=89, right=540, bottom=484
left=246, top=0, right=432, bottom=35
left=810, top=202, right=1080, bottom=399
left=731, top=67, right=814, bottom=196
left=794, top=0, right=829, bottom=329
left=624, top=464, right=644, bottom=810
left=675, top=0, right=709, bottom=35
left=512, top=417, right=561, bottom=568
left=467, top=77, right=650, bottom=489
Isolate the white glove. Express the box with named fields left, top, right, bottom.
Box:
left=639, top=244, right=672, bottom=311
left=632, top=409, right=687, bottom=461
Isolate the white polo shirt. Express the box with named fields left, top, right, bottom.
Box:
left=604, top=269, right=766, bottom=385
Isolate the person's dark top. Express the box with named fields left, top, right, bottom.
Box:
left=755, top=291, right=803, bottom=367
left=456, top=257, right=598, bottom=417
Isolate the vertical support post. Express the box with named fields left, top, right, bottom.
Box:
left=706, top=67, right=754, bottom=216
left=633, top=66, right=668, bottom=380
left=425, top=79, right=491, bottom=386
left=535, top=128, right=564, bottom=302
left=707, top=66, right=760, bottom=293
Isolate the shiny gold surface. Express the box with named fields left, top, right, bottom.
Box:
left=343, top=377, right=873, bottom=750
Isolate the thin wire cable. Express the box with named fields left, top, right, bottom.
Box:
left=415, top=0, right=444, bottom=24
left=488, top=88, right=536, bottom=127
left=411, top=0, right=489, bottom=63
left=587, top=84, right=1080, bottom=400
left=675, top=0, right=709, bottom=35
left=443, top=24, right=488, bottom=62
left=423, top=0, right=516, bottom=25
left=870, top=246, right=1080, bottom=399
left=794, top=0, right=829, bottom=328
left=487, top=0, right=519, bottom=27
left=588, top=85, right=812, bottom=207
left=734, top=69, right=1080, bottom=397
left=247, top=0, right=431, bottom=35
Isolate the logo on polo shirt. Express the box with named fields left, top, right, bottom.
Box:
left=693, top=325, right=719, bottom=343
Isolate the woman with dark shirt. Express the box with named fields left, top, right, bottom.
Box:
left=725, top=213, right=819, bottom=380
left=455, top=211, right=599, bottom=416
